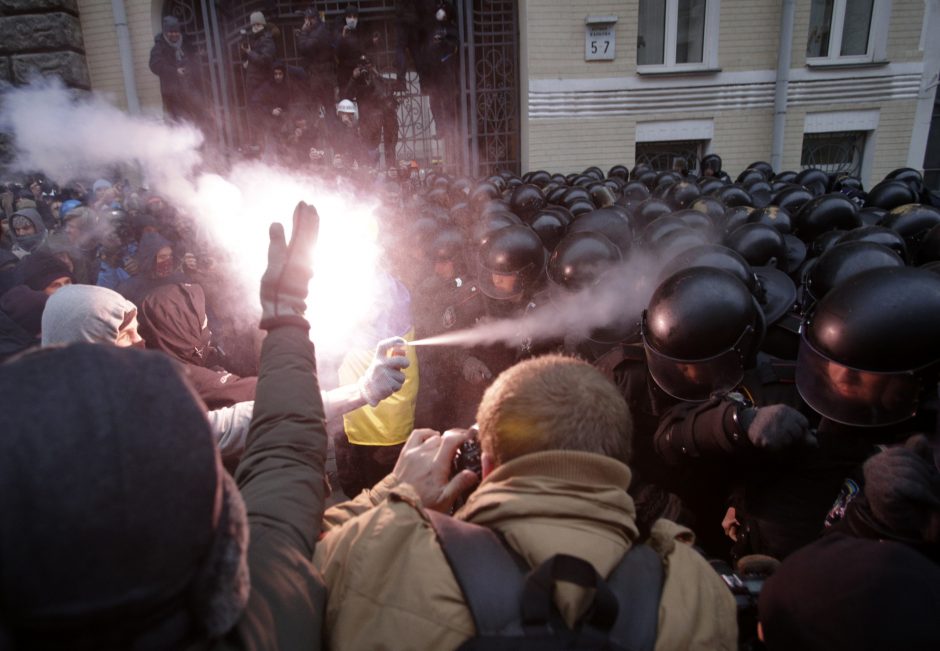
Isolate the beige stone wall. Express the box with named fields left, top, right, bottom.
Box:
left=524, top=0, right=635, bottom=79
left=719, top=1, right=780, bottom=72
left=77, top=0, right=162, bottom=113
left=886, top=0, right=927, bottom=63
left=527, top=117, right=635, bottom=173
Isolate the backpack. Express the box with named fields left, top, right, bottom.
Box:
left=427, top=511, right=664, bottom=651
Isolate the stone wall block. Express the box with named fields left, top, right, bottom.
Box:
left=0, top=1, right=78, bottom=14
left=12, top=51, right=90, bottom=88
left=0, top=13, right=84, bottom=54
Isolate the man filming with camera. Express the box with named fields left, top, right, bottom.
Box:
left=342, top=53, right=398, bottom=169
left=315, top=354, right=736, bottom=650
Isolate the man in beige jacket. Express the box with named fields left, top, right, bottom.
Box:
left=315, top=354, right=737, bottom=650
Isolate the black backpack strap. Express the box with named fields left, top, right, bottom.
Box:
left=606, top=544, right=664, bottom=651
left=427, top=510, right=527, bottom=636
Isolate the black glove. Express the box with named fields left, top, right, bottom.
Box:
left=741, top=404, right=816, bottom=451
left=259, top=201, right=319, bottom=331
left=863, top=435, right=940, bottom=541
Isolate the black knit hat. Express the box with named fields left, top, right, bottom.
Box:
left=0, top=344, right=248, bottom=646
left=13, top=251, right=73, bottom=292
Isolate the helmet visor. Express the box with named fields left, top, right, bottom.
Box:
left=641, top=311, right=748, bottom=402
left=795, top=332, right=923, bottom=427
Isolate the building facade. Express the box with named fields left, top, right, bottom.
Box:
left=14, top=1, right=940, bottom=185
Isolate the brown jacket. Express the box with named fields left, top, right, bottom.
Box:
left=315, top=451, right=737, bottom=651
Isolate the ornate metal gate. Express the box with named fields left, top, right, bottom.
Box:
left=162, top=0, right=520, bottom=177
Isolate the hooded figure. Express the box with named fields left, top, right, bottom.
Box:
left=138, top=282, right=257, bottom=409
left=9, top=207, right=47, bottom=258
left=0, top=344, right=251, bottom=648
left=41, top=284, right=141, bottom=349
left=0, top=284, right=48, bottom=362
left=116, top=231, right=185, bottom=307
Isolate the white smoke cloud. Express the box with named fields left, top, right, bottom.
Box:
left=0, top=77, right=202, bottom=189
left=0, top=79, right=381, bottom=353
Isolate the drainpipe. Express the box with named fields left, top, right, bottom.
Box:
left=771, top=0, right=796, bottom=171
left=111, top=0, right=141, bottom=114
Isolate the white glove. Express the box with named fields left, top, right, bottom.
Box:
left=359, top=337, right=409, bottom=406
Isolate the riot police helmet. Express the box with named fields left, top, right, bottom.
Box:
left=836, top=225, right=909, bottom=262
left=477, top=224, right=547, bottom=300
left=803, top=241, right=906, bottom=307
left=865, top=180, right=918, bottom=210
left=642, top=267, right=765, bottom=401
left=569, top=208, right=634, bottom=254
left=794, top=193, right=861, bottom=242
left=795, top=168, right=829, bottom=196
left=725, top=222, right=789, bottom=269
left=561, top=186, right=592, bottom=209
left=635, top=197, right=674, bottom=228
left=773, top=185, right=815, bottom=215
left=690, top=196, right=727, bottom=224
left=665, top=180, right=702, bottom=209
left=589, top=184, right=617, bottom=208
left=548, top=231, right=622, bottom=291
left=772, top=170, right=798, bottom=184
left=916, top=222, right=940, bottom=265
left=796, top=267, right=940, bottom=427
left=715, top=185, right=753, bottom=208
left=884, top=167, right=925, bottom=196
left=471, top=210, right=521, bottom=244
left=700, top=154, right=723, bottom=177
left=528, top=209, right=570, bottom=251
left=509, top=183, right=546, bottom=221
left=747, top=205, right=793, bottom=234
left=608, top=164, right=630, bottom=181
left=879, top=203, right=940, bottom=250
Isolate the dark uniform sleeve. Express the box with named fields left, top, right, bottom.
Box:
left=149, top=39, right=176, bottom=79
left=247, top=34, right=276, bottom=67
left=228, top=325, right=327, bottom=651
left=654, top=395, right=751, bottom=466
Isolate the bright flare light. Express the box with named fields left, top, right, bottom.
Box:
left=187, top=163, right=379, bottom=354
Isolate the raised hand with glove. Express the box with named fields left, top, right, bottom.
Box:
left=259, top=201, right=319, bottom=331
left=740, top=404, right=817, bottom=451
left=359, top=337, right=410, bottom=406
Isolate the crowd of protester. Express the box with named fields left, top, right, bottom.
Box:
left=152, top=3, right=459, bottom=171
left=1, top=153, right=939, bottom=651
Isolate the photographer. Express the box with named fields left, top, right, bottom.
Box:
left=315, top=354, right=737, bottom=650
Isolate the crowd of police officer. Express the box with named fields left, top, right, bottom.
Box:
left=397, top=156, right=940, bottom=648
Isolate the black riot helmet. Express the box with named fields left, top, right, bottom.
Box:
left=561, top=186, right=592, bottom=209
left=635, top=197, right=673, bottom=228
left=429, top=226, right=466, bottom=270
left=476, top=224, right=546, bottom=300
left=642, top=267, right=765, bottom=401
left=916, top=223, right=940, bottom=265
left=884, top=167, right=925, bottom=196
left=569, top=208, right=634, bottom=254
left=583, top=166, right=605, bottom=181
left=568, top=199, right=595, bottom=217
left=747, top=161, right=775, bottom=179
left=700, top=154, right=723, bottom=177
left=773, top=170, right=798, bottom=184
left=548, top=231, right=622, bottom=291
left=642, top=215, right=687, bottom=246
left=795, top=168, right=829, bottom=196
left=654, top=227, right=711, bottom=262
left=665, top=180, right=701, bottom=209
left=690, top=196, right=727, bottom=223
left=723, top=205, right=755, bottom=234
left=836, top=225, right=909, bottom=262
left=715, top=185, right=753, bottom=208
left=659, top=243, right=796, bottom=326
left=621, top=180, right=652, bottom=202
left=509, top=183, right=546, bottom=221
left=794, top=193, right=861, bottom=242
left=697, top=177, right=726, bottom=195
left=528, top=209, right=570, bottom=251
left=471, top=210, right=521, bottom=244
left=747, top=205, right=793, bottom=234
left=796, top=267, right=940, bottom=427
left=524, top=170, right=552, bottom=188
left=589, top=184, right=617, bottom=208
left=772, top=185, right=815, bottom=215
left=737, top=168, right=767, bottom=186
left=470, top=182, right=500, bottom=211
left=725, top=222, right=788, bottom=270
left=879, top=203, right=940, bottom=251
left=866, top=180, right=918, bottom=210
left=803, top=241, right=906, bottom=308
left=608, top=164, right=630, bottom=181
left=546, top=184, right=569, bottom=205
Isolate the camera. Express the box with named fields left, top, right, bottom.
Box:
left=452, top=424, right=482, bottom=479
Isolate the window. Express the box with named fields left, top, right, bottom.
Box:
left=806, top=0, right=890, bottom=65
left=636, top=140, right=705, bottom=173
left=637, top=0, right=719, bottom=71
left=800, top=131, right=865, bottom=177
